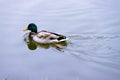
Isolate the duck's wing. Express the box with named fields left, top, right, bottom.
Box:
left=33, top=30, right=66, bottom=43
left=47, top=31, right=66, bottom=41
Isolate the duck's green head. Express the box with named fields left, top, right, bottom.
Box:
left=24, top=23, right=37, bottom=33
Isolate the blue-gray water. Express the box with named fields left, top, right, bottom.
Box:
left=0, top=0, right=120, bottom=80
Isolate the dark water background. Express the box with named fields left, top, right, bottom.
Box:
left=0, top=0, right=120, bottom=80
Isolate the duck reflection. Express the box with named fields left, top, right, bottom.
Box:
left=24, top=33, right=68, bottom=50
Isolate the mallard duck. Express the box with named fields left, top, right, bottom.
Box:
left=23, top=23, right=67, bottom=44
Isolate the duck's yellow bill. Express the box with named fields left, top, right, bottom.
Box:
left=23, top=27, right=28, bottom=31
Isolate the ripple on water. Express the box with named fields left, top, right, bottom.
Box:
left=65, top=33, right=120, bottom=67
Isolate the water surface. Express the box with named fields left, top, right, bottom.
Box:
left=0, top=0, right=120, bottom=80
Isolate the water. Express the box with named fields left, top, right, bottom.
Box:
left=0, top=0, right=120, bottom=80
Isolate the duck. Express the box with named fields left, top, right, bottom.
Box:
left=23, top=23, right=67, bottom=44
